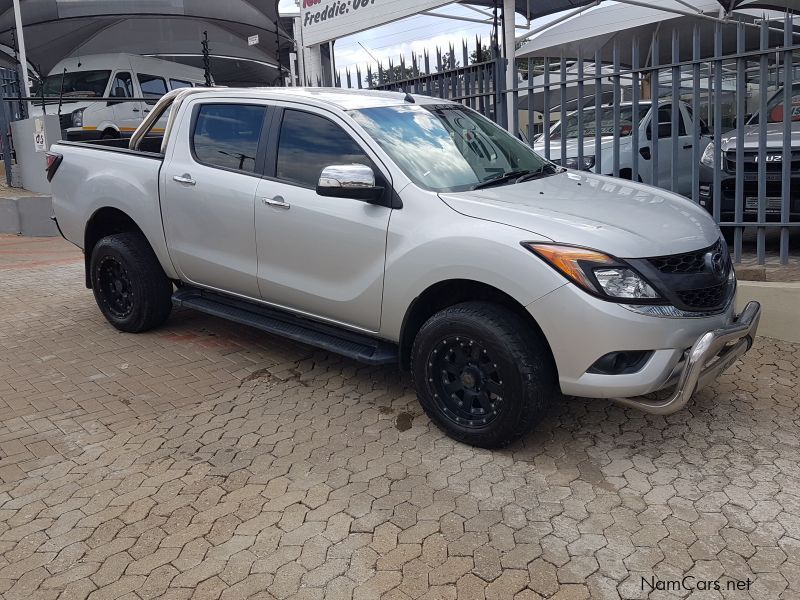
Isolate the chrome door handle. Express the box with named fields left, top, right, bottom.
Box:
left=261, top=196, right=290, bottom=209
left=173, top=174, right=196, bottom=185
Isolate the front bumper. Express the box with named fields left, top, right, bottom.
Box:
left=610, top=300, right=760, bottom=414
left=528, top=283, right=761, bottom=413
left=698, top=163, right=800, bottom=222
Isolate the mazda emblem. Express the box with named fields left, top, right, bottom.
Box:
left=706, top=251, right=725, bottom=278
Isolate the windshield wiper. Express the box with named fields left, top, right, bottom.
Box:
left=471, top=169, right=536, bottom=190
left=515, top=163, right=564, bottom=183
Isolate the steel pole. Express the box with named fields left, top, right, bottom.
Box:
left=503, top=0, right=515, bottom=133
left=12, top=0, right=31, bottom=117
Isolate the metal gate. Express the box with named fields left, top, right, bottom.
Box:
left=339, top=15, right=799, bottom=266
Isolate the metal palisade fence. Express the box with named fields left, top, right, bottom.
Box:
left=338, top=15, right=799, bottom=266
left=337, top=38, right=508, bottom=128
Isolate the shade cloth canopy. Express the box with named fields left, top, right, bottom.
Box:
left=517, top=0, right=798, bottom=64
left=470, top=0, right=797, bottom=19
left=0, top=0, right=291, bottom=85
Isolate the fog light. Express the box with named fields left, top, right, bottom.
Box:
left=588, top=350, right=652, bottom=375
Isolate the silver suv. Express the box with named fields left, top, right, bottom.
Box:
left=49, top=88, right=760, bottom=447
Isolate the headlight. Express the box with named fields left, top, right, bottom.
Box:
left=523, top=243, right=662, bottom=302
left=594, top=268, right=659, bottom=299
left=700, top=142, right=720, bottom=169
left=551, top=156, right=595, bottom=170
left=563, top=155, right=596, bottom=171
left=71, top=108, right=85, bottom=128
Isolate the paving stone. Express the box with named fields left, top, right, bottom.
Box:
left=0, top=235, right=797, bottom=599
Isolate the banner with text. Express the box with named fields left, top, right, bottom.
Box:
left=300, top=0, right=452, bottom=46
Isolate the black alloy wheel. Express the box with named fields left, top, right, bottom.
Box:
left=96, top=256, right=134, bottom=318
left=426, top=335, right=506, bottom=428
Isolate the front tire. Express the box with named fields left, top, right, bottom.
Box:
left=90, top=232, right=172, bottom=332
left=411, top=302, right=556, bottom=448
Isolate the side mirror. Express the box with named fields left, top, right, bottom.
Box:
left=316, top=164, right=385, bottom=203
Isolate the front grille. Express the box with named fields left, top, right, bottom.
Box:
left=648, top=240, right=722, bottom=275
left=677, top=282, right=729, bottom=309
left=724, top=150, right=800, bottom=175
left=637, top=239, right=734, bottom=312
left=59, top=113, right=72, bottom=130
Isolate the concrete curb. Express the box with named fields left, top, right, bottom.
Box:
left=737, top=280, right=800, bottom=344
left=0, top=195, right=58, bottom=236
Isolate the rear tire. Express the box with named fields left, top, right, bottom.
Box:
left=90, top=232, right=172, bottom=332
left=411, top=302, right=556, bottom=448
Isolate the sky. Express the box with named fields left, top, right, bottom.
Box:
left=278, top=0, right=551, bottom=78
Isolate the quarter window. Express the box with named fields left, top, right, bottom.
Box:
left=276, top=109, right=371, bottom=188
left=192, top=104, right=266, bottom=173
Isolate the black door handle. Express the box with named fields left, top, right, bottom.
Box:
left=683, top=144, right=693, bottom=149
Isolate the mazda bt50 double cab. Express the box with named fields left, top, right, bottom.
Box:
left=48, top=87, right=760, bottom=448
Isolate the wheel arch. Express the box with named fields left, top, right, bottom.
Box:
left=100, top=127, right=120, bottom=139
left=83, top=207, right=147, bottom=288
left=398, top=278, right=554, bottom=371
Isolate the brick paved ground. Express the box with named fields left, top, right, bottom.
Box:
left=1, top=234, right=799, bottom=600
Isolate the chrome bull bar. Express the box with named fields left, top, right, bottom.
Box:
left=611, top=301, right=761, bottom=415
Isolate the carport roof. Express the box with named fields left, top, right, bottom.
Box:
left=516, top=0, right=798, bottom=63
left=0, top=0, right=291, bottom=82
left=470, top=0, right=798, bottom=19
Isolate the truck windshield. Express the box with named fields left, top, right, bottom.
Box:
left=41, top=70, right=111, bottom=97
left=350, top=104, right=550, bottom=192
left=550, top=105, right=651, bottom=140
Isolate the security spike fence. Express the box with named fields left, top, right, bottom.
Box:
left=334, top=16, right=800, bottom=266
left=337, top=36, right=508, bottom=126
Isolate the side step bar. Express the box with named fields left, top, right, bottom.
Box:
left=172, top=288, right=398, bottom=365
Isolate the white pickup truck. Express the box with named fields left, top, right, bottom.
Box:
left=49, top=87, right=759, bottom=447
left=535, top=100, right=712, bottom=196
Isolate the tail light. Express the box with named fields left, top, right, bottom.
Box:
left=45, top=151, right=63, bottom=182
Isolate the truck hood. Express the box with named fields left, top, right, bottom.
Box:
left=439, top=170, right=720, bottom=258
left=718, top=122, right=800, bottom=152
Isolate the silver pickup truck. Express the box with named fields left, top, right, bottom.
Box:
left=49, top=87, right=760, bottom=448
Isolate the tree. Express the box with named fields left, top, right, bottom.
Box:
left=435, top=53, right=461, bottom=73
left=470, top=45, right=492, bottom=64
left=367, top=64, right=416, bottom=88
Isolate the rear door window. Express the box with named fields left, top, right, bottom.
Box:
left=191, top=103, right=267, bottom=174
